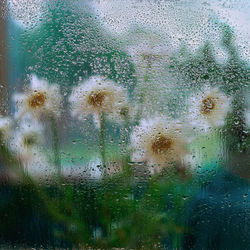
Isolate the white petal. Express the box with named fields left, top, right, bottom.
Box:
left=30, top=74, right=48, bottom=90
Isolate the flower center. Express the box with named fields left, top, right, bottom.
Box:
left=151, top=135, right=172, bottom=154
left=120, top=106, right=129, bottom=118
left=23, top=134, right=37, bottom=147
left=29, top=91, right=46, bottom=108
left=88, top=91, right=106, bottom=108
left=201, top=97, right=215, bottom=114
left=142, top=53, right=159, bottom=61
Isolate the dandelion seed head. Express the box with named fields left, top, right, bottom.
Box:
left=28, top=90, right=47, bottom=109
left=69, top=76, right=130, bottom=126
left=87, top=91, right=106, bottom=108
left=10, top=115, right=44, bottom=165
left=188, top=86, right=231, bottom=131
left=151, top=134, right=172, bottom=155
left=13, top=74, right=62, bottom=119
left=200, top=96, right=216, bottom=115
left=22, top=133, right=39, bottom=147
left=130, top=117, right=188, bottom=172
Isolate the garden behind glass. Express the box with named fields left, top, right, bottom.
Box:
left=0, top=0, right=249, bottom=249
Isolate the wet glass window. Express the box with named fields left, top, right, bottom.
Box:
left=0, top=0, right=249, bottom=248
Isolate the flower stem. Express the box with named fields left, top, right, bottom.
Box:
left=50, top=116, right=61, bottom=178
left=136, top=58, right=152, bottom=122
left=0, top=143, right=88, bottom=244
left=99, top=112, right=106, bottom=175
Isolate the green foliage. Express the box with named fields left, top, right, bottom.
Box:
left=0, top=140, right=198, bottom=248
left=169, top=24, right=250, bottom=93
left=4, top=4, right=250, bottom=248
left=169, top=43, right=222, bottom=89
left=169, top=23, right=250, bottom=154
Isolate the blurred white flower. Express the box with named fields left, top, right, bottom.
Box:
left=10, top=116, right=44, bottom=164
left=69, top=76, right=129, bottom=127
left=13, top=74, right=62, bottom=119
left=120, top=27, right=175, bottom=118
left=9, top=115, right=56, bottom=180
left=121, top=27, right=172, bottom=70
left=188, top=86, right=231, bottom=131
left=123, top=27, right=172, bottom=82
left=130, top=116, right=188, bottom=173
left=0, top=116, right=13, bottom=142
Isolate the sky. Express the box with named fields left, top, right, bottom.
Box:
left=7, top=0, right=250, bottom=63
left=91, top=0, right=250, bottom=62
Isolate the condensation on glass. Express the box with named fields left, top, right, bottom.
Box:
left=0, top=0, right=249, bottom=249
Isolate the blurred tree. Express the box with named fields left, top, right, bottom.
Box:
left=17, top=0, right=135, bottom=93
left=169, top=24, right=250, bottom=153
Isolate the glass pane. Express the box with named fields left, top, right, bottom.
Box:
left=0, top=0, right=249, bottom=248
